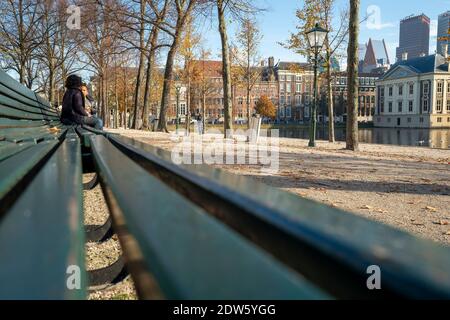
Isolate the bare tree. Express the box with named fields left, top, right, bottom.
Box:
left=282, top=0, right=348, bottom=143
left=34, top=0, right=80, bottom=105
left=234, top=16, right=262, bottom=128
left=346, top=0, right=359, bottom=151
left=157, top=0, right=198, bottom=132
left=214, top=0, right=262, bottom=137
left=142, top=0, right=169, bottom=130
left=0, top=0, right=42, bottom=87
left=77, top=0, right=124, bottom=127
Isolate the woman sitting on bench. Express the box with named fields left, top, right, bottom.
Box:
left=60, top=75, right=103, bottom=130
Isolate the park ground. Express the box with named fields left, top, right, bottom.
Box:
left=84, top=128, right=450, bottom=299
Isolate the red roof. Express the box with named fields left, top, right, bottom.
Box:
left=192, top=60, right=223, bottom=78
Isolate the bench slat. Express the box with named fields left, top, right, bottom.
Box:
left=110, top=135, right=450, bottom=299
left=0, top=70, right=42, bottom=106
left=0, top=104, right=59, bottom=121
left=0, top=118, right=54, bottom=129
left=0, top=140, right=59, bottom=200
left=90, top=135, right=328, bottom=300
left=0, top=83, right=43, bottom=110
left=0, top=134, right=86, bottom=299
left=0, top=126, right=65, bottom=143
left=0, top=94, right=58, bottom=118
left=0, top=141, right=35, bottom=162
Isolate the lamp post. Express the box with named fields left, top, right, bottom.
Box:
left=175, top=84, right=181, bottom=134
left=306, top=23, right=328, bottom=147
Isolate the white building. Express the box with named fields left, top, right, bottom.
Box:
left=374, top=52, right=450, bottom=128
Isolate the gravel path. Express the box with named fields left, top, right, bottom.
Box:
left=108, top=129, right=450, bottom=246
left=83, top=174, right=137, bottom=300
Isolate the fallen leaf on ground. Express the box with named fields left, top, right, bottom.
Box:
left=361, top=205, right=373, bottom=210
left=425, top=206, right=438, bottom=212
left=48, top=127, right=61, bottom=133
left=433, top=220, right=449, bottom=226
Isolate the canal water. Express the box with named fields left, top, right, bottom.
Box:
left=276, top=127, right=450, bottom=149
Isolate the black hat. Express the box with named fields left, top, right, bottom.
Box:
left=65, top=74, right=83, bottom=89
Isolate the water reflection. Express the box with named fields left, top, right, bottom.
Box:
left=276, top=127, right=450, bottom=149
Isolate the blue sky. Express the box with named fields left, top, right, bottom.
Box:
left=199, top=0, right=450, bottom=67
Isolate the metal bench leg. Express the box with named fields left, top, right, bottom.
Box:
left=83, top=173, right=99, bottom=190
left=85, top=216, right=114, bottom=243
left=88, top=255, right=128, bottom=291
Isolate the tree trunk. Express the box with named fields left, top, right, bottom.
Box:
left=157, top=1, right=195, bottom=132
left=346, top=0, right=359, bottom=151
left=326, top=41, right=335, bottom=143
left=132, top=2, right=146, bottom=130
left=158, top=44, right=177, bottom=132
left=142, top=28, right=158, bottom=130
left=217, top=0, right=233, bottom=137
left=202, top=92, right=206, bottom=134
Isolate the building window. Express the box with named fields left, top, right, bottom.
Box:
left=447, top=100, right=450, bottom=112
left=448, top=117, right=450, bottom=123
left=279, top=75, right=285, bottom=81
left=387, top=118, right=391, bottom=123
left=409, top=84, right=414, bottom=95
left=437, top=99, right=443, bottom=113
left=286, top=84, right=291, bottom=93
left=437, top=82, right=443, bottom=94
left=286, top=106, right=291, bottom=118
left=286, top=95, right=291, bottom=105
left=280, top=83, right=285, bottom=93
left=437, top=117, right=442, bottom=123
left=279, top=107, right=284, bottom=117
left=423, top=82, right=429, bottom=95
left=407, top=118, right=411, bottom=123
left=296, top=83, right=301, bottom=93
left=388, top=102, right=392, bottom=112
left=296, top=75, right=302, bottom=82
left=286, top=75, right=292, bottom=82
left=409, top=101, right=413, bottom=112
left=389, top=86, right=393, bottom=96
left=423, top=100, right=428, bottom=112
left=180, top=103, right=186, bottom=115
left=398, top=101, right=403, bottom=113
left=420, top=117, right=424, bottom=123
left=398, top=85, right=403, bottom=96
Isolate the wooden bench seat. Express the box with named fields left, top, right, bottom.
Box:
left=0, top=133, right=86, bottom=299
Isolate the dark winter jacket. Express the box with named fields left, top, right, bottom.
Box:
left=60, top=88, right=89, bottom=124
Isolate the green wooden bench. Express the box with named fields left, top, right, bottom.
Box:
left=1, top=69, right=450, bottom=300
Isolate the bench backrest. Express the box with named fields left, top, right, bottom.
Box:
left=0, top=70, right=60, bottom=122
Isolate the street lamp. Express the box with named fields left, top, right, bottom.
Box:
left=175, top=83, right=181, bottom=134
left=305, top=23, right=328, bottom=147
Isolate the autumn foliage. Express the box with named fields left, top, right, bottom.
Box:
left=255, top=95, right=276, bottom=119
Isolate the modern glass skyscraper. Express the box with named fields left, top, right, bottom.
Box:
left=437, top=11, right=450, bottom=56
left=396, top=14, right=430, bottom=61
